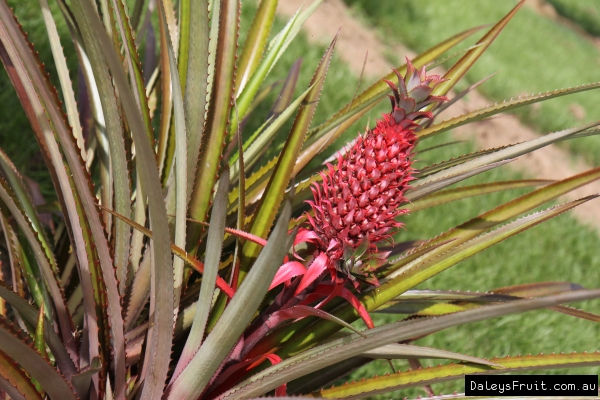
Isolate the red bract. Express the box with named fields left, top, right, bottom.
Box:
left=300, top=59, right=448, bottom=286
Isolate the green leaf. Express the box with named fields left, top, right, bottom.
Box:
left=235, top=0, right=278, bottom=95
left=166, top=199, right=293, bottom=398
left=420, top=82, right=600, bottom=139
left=422, top=166, right=600, bottom=249
left=361, top=343, right=501, bottom=367
left=316, top=352, right=600, bottom=398
left=172, top=169, right=229, bottom=381
left=413, top=121, right=600, bottom=189
left=229, top=3, right=307, bottom=136
left=183, top=0, right=210, bottom=201
left=158, top=0, right=188, bottom=311
left=0, top=281, right=75, bottom=382
left=229, top=83, right=316, bottom=182
left=406, top=179, right=552, bottom=212
left=405, top=160, right=513, bottom=201
left=239, top=33, right=338, bottom=285
left=188, top=0, right=240, bottom=251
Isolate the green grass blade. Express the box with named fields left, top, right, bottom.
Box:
left=238, top=33, right=338, bottom=284
left=225, top=289, right=600, bottom=398
left=188, top=0, right=240, bottom=251
left=235, top=0, right=278, bottom=95
left=166, top=199, right=293, bottom=398
left=420, top=82, right=600, bottom=139
left=431, top=0, right=525, bottom=98
left=171, top=170, right=229, bottom=381
left=0, top=318, right=77, bottom=399
left=406, top=179, right=552, bottom=212
left=317, top=352, right=600, bottom=398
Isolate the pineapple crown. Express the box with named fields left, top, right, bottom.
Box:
left=299, top=59, right=448, bottom=287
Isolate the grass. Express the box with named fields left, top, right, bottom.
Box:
left=547, top=0, right=600, bottom=37
left=344, top=0, right=600, bottom=167
left=1, top=1, right=600, bottom=399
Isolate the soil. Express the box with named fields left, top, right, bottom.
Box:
left=276, top=0, right=600, bottom=233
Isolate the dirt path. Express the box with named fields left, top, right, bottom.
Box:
left=277, top=0, right=600, bottom=233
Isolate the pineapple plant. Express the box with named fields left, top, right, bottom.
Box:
left=0, top=0, right=599, bottom=399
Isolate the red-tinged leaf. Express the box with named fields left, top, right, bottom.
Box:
left=98, top=204, right=236, bottom=298
left=311, top=284, right=374, bottom=329
left=243, top=303, right=367, bottom=362
left=73, top=2, right=174, bottom=396
left=224, top=290, right=600, bottom=399
left=0, top=318, right=76, bottom=399
left=295, top=253, right=329, bottom=295
left=0, top=349, right=42, bottom=400
left=0, top=281, right=76, bottom=381
left=178, top=252, right=235, bottom=299
left=166, top=201, right=294, bottom=399
left=270, top=305, right=365, bottom=337
left=270, top=262, right=307, bottom=290
left=294, top=228, right=320, bottom=246
left=183, top=216, right=268, bottom=246
left=206, top=353, right=283, bottom=398
left=188, top=0, right=240, bottom=252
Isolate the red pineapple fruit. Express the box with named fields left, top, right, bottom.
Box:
left=298, top=59, right=448, bottom=289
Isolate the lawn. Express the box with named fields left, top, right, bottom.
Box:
left=547, top=0, right=600, bottom=37
left=345, top=0, right=600, bottom=168
left=1, top=0, right=600, bottom=398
